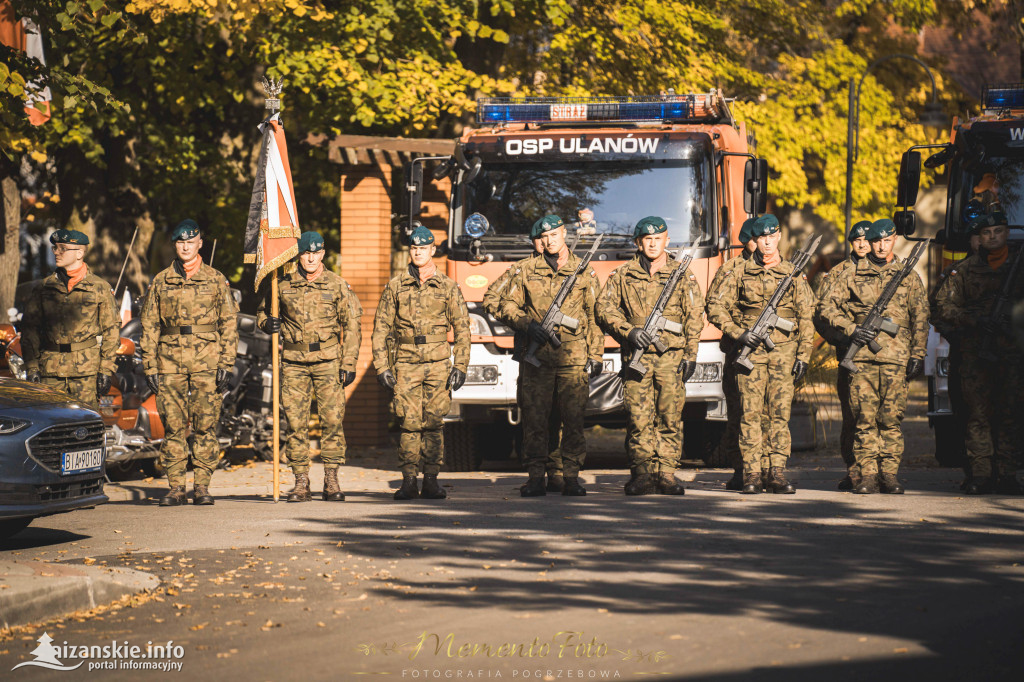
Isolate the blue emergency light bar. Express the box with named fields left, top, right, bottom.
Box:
left=477, top=95, right=705, bottom=124
left=983, top=83, right=1024, bottom=109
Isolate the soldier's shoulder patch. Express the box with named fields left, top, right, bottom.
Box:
left=610, top=269, right=617, bottom=277
left=589, top=269, right=596, bottom=277
left=950, top=269, right=957, bottom=276
left=688, top=272, right=696, bottom=280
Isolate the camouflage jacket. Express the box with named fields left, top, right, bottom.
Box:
left=812, top=256, right=857, bottom=346
left=933, top=248, right=1024, bottom=353
left=596, top=255, right=705, bottom=358
left=371, top=269, right=470, bottom=372
left=483, top=254, right=538, bottom=322
left=256, top=269, right=362, bottom=368
left=706, top=254, right=815, bottom=363
left=497, top=252, right=604, bottom=368
left=21, top=269, right=119, bottom=377
left=140, top=261, right=238, bottom=375
left=816, top=254, right=929, bottom=365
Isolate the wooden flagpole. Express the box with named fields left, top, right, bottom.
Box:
left=271, top=275, right=280, bottom=502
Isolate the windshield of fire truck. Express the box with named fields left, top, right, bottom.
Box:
left=955, top=156, right=1024, bottom=234
left=457, top=159, right=713, bottom=246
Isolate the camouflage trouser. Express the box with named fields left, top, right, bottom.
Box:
left=960, top=352, right=1021, bottom=477
left=281, top=359, right=347, bottom=474
left=393, top=360, right=450, bottom=476
left=837, top=363, right=858, bottom=476
left=521, top=362, right=587, bottom=477
left=156, top=371, right=222, bottom=487
left=41, top=375, right=97, bottom=410
left=736, top=346, right=796, bottom=473
left=848, top=362, right=907, bottom=476
left=724, top=362, right=770, bottom=472
left=517, top=369, right=563, bottom=474
left=623, top=349, right=685, bottom=474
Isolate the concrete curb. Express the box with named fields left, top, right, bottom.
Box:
left=0, top=561, right=159, bottom=630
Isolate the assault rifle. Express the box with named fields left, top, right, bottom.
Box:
left=734, top=235, right=822, bottom=371
left=979, top=243, right=1024, bottom=362
left=624, top=245, right=698, bottom=377
left=839, top=239, right=927, bottom=373
left=523, top=235, right=604, bottom=368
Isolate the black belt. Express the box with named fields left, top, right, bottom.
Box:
left=42, top=339, right=98, bottom=352
left=397, top=334, right=447, bottom=345
left=161, top=324, right=218, bottom=335
left=283, top=337, right=340, bottom=352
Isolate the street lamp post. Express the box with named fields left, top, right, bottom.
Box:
left=843, top=54, right=946, bottom=249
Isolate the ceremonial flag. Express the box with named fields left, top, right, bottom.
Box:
left=0, top=1, right=52, bottom=125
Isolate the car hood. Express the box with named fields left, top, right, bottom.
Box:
left=0, top=378, right=74, bottom=408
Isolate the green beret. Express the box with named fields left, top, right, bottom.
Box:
left=529, top=214, right=564, bottom=240
left=867, top=218, right=896, bottom=241
left=738, top=218, right=757, bottom=245
left=171, top=219, right=201, bottom=241
left=409, top=224, right=435, bottom=246
left=749, top=214, right=780, bottom=238
left=49, top=229, right=90, bottom=246
left=849, top=220, right=872, bottom=241
left=968, top=212, right=1008, bottom=235
left=297, top=231, right=325, bottom=254
left=633, top=216, right=668, bottom=239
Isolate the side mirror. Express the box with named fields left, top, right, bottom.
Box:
left=893, top=210, right=917, bottom=236
left=117, top=337, right=136, bottom=356
left=896, top=151, right=921, bottom=207
left=924, top=144, right=954, bottom=169
left=435, top=239, right=449, bottom=257
left=404, top=162, right=424, bottom=219
left=463, top=156, right=482, bottom=184
left=743, top=158, right=769, bottom=215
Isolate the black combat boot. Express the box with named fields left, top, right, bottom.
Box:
left=193, top=484, right=215, bottom=505
left=760, top=469, right=770, bottom=491
left=767, top=467, right=796, bottom=494
left=624, top=473, right=656, bottom=496
left=394, top=474, right=420, bottom=500
left=561, top=476, right=586, bottom=496
left=725, top=469, right=743, bottom=491
left=159, top=485, right=187, bottom=507
left=546, top=472, right=565, bottom=493
left=288, top=473, right=312, bottom=502
left=520, top=475, right=546, bottom=497
left=837, top=476, right=854, bottom=491
left=879, top=473, right=905, bottom=494
left=964, top=476, right=994, bottom=495
left=853, top=473, right=880, bottom=494
left=322, top=469, right=345, bottom=501
left=740, top=472, right=761, bottom=495
left=421, top=473, right=448, bottom=499
left=995, top=475, right=1024, bottom=495
left=656, top=472, right=685, bottom=495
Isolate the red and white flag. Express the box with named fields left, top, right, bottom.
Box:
left=0, top=1, right=52, bottom=125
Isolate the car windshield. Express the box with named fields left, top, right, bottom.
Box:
left=956, top=156, right=1024, bottom=231
left=457, top=158, right=713, bottom=246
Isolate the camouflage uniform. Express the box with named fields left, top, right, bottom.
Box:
left=140, top=261, right=238, bottom=488
left=21, top=269, right=119, bottom=409
left=706, top=255, right=814, bottom=475
left=597, top=256, right=704, bottom=474
left=498, top=253, right=603, bottom=478
left=709, top=251, right=752, bottom=474
left=817, top=256, right=929, bottom=477
left=933, top=248, right=1024, bottom=479
left=257, top=269, right=362, bottom=474
left=372, top=268, right=470, bottom=475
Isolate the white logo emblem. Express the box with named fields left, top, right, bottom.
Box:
left=11, top=633, right=83, bottom=671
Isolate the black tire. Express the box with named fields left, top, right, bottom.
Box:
left=106, top=459, right=142, bottom=481
left=0, top=517, right=32, bottom=541
left=139, top=457, right=164, bottom=478
left=444, top=422, right=482, bottom=472
left=685, top=420, right=729, bottom=468
left=474, top=422, right=517, bottom=462
left=932, top=416, right=968, bottom=468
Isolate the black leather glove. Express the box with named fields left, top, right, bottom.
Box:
left=678, top=359, right=697, bottom=382
left=146, top=374, right=159, bottom=394
left=627, top=327, right=654, bottom=350
left=446, top=367, right=466, bottom=392
left=216, top=368, right=231, bottom=392
left=96, top=373, right=112, bottom=396
left=261, top=316, right=281, bottom=334
left=27, top=369, right=41, bottom=383
left=585, top=358, right=603, bottom=378
left=849, top=326, right=878, bottom=346
left=737, top=329, right=764, bottom=349
left=527, top=321, right=550, bottom=346
left=377, top=368, right=397, bottom=390
left=792, top=359, right=808, bottom=384
left=341, top=370, right=356, bottom=387
left=906, top=358, right=923, bottom=380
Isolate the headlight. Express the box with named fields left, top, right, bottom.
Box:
left=688, top=362, right=722, bottom=383
left=935, top=357, right=950, bottom=377
left=0, top=417, right=30, bottom=434
left=468, top=314, right=491, bottom=336
left=464, top=212, right=490, bottom=239
left=7, top=352, right=27, bottom=381
left=465, top=365, right=499, bottom=385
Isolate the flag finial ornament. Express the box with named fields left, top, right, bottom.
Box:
left=261, top=76, right=283, bottom=114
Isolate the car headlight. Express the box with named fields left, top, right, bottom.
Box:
left=0, top=416, right=30, bottom=434
left=465, top=365, right=499, bottom=385
left=468, top=313, right=491, bottom=336
left=7, top=352, right=27, bottom=381
left=687, top=362, right=722, bottom=383
left=935, top=357, right=950, bottom=377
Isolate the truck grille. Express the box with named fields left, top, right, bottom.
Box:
left=27, top=420, right=106, bottom=472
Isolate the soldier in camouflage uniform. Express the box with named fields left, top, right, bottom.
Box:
left=597, top=216, right=704, bottom=495
left=257, top=231, right=362, bottom=502
left=934, top=212, right=1023, bottom=495
left=498, top=215, right=604, bottom=497
left=141, top=220, right=238, bottom=506
left=22, top=229, right=119, bottom=410
left=817, top=219, right=929, bottom=494
left=813, top=220, right=872, bottom=491
left=484, top=239, right=565, bottom=491
left=706, top=214, right=814, bottom=494
left=372, top=225, right=470, bottom=500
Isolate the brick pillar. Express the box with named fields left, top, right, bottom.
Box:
left=339, top=166, right=392, bottom=446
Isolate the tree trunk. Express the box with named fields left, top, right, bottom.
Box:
left=0, top=174, right=21, bottom=325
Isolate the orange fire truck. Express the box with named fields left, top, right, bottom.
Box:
left=406, top=91, right=770, bottom=470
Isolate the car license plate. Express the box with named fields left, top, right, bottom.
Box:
left=61, top=448, right=104, bottom=475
